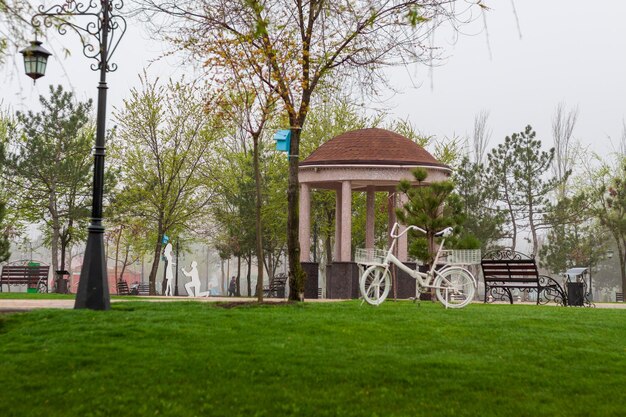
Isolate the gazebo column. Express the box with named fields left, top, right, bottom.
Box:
left=334, top=187, right=342, bottom=261
left=397, top=193, right=408, bottom=262
left=340, top=180, right=352, bottom=261
left=299, top=183, right=311, bottom=262
left=387, top=191, right=408, bottom=261
left=387, top=191, right=396, bottom=249
left=365, top=186, right=375, bottom=249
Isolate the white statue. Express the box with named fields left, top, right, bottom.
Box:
left=163, top=242, right=175, bottom=296
left=182, top=260, right=201, bottom=297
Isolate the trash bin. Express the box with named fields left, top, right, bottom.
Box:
left=276, top=287, right=285, bottom=298
left=55, top=270, right=70, bottom=294
left=26, top=261, right=41, bottom=292
left=567, top=282, right=584, bottom=306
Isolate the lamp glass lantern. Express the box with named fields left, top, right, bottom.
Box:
left=20, top=40, right=52, bottom=81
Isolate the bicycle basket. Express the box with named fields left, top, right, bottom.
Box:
left=354, top=248, right=387, bottom=265
left=447, top=249, right=481, bottom=265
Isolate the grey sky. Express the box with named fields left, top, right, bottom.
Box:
left=3, top=1, right=625, bottom=164
left=385, top=1, right=626, bottom=162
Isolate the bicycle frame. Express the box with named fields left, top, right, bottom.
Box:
left=359, top=222, right=477, bottom=308
left=380, top=223, right=468, bottom=290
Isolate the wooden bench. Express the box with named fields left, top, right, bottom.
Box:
left=130, top=282, right=150, bottom=296
left=481, top=250, right=566, bottom=305
left=0, top=262, right=50, bottom=293
left=263, top=273, right=287, bottom=298
left=117, top=281, right=130, bottom=295
left=617, top=292, right=624, bottom=303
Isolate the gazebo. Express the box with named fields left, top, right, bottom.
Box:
left=298, top=128, right=451, bottom=298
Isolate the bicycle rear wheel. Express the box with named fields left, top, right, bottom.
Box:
left=433, top=267, right=475, bottom=308
left=360, top=265, right=391, bottom=306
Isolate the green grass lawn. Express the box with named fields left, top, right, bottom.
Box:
left=0, top=300, right=625, bottom=417
left=0, top=292, right=76, bottom=300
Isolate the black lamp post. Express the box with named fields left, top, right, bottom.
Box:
left=23, top=0, right=126, bottom=310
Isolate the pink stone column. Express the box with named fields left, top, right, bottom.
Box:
left=299, top=183, right=311, bottom=262
left=340, top=180, right=352, bottom=261
left=365, top=186, right=375, bottom=249
left=334, top=187, right=342, bottom=261
left=397, top=192, right=408, bottom=262
left=387, top=191, right=396, bottom=249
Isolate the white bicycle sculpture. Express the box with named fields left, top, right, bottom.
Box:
left=357, top=223, right=478, bottom=309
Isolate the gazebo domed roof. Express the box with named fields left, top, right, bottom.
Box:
left=300, top=128, right=445, bottom=167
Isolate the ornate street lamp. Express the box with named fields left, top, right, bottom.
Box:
left=24, top=0, right=126, bottom=310
left=19, top=40, right=52, bottom=81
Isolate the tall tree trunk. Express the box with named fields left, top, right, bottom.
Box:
left=618, top=238, right=626, bottom=294
left=236, top=255, right=241, bottom=296
left=254, top=136, right=265, bottom=302
left=148, top=234, right=164, bottom=295
left=60, top=239, right=67, bottom=271
left=115, top=227, right=122, bottom=283
left=48, top=191, right=59, bottom=272
left=226, top=259, right=230, bottom=294
left=221, top=258, right=227, bottom=295
left=528, top=202, right=538, bottom=257
left=504, top=193, right=517, bottom=251
left=60, top=218, right=73, bottom=272
left=51, top=230, right=60, bottom=290
left=246, top=252, right=252, bottom=297
left=287, top=128, right=306, bottom=300
left=119, top=243, right=130, bottom=282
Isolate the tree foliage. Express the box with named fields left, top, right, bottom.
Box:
left=4, top=85, right=93, bottom=274
left=551, top=102, right=578, bottom=198
left=0, top=0, right=33, bottom=65
left=487, top=125, right=563, bottom=256
left=0, top=115, right=11, bottom=261
left=396, top=168, right=475, bottom=265
left=136, top=0, right=483, bottom=300
left=110, top=76, right=217, bottom=295
left=539, top=194, right=609, bottom=277
left=509, top=126, right=562, bottom=257
left=593, top=159, right=626, bottom=293
left=453, top=156, right=506, bottom=252
left=210, top=149, right=256, bottom=296
left=211, top=55, right=282, bottom=300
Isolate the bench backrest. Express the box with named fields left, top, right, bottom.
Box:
left=0, top=265, right=50, bottom=284
left=117, top=281, right=130, bottom=295
left=481, top=258, right=539, bottom=283
left=137, top=283, right=150, bottom=296
left=269, top=274, right=287, bottom=290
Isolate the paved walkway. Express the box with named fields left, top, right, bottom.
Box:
left=1, top=297, right=625, bottom=312
left=0, top=296, right=341, bottom=312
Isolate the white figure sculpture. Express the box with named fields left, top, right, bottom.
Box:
left=164, top=242, right=175, bottom=296
left=182, top=260, right=201, bottom=297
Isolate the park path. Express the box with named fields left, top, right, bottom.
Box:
left=1, top=297, right=626, bottom=312
left=0, top=296, right=346, bottom=312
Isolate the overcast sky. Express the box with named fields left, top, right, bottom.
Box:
left=385, top=1, right=626, bottom=163
left=3, top=1, right=625, bottom=165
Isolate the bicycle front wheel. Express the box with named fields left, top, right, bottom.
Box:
left=433, top=267, right=475, bottom=309
left=360, top=265, right=391, bottom=306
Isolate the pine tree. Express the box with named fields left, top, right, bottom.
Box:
left=396, top=168, right=473, bottom=265
left=454, top=156, right=506, bottom=252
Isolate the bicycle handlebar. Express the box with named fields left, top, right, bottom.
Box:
left=390, top=223, right=426, bottom=238
left=390, top=223, right=452, bottom=239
